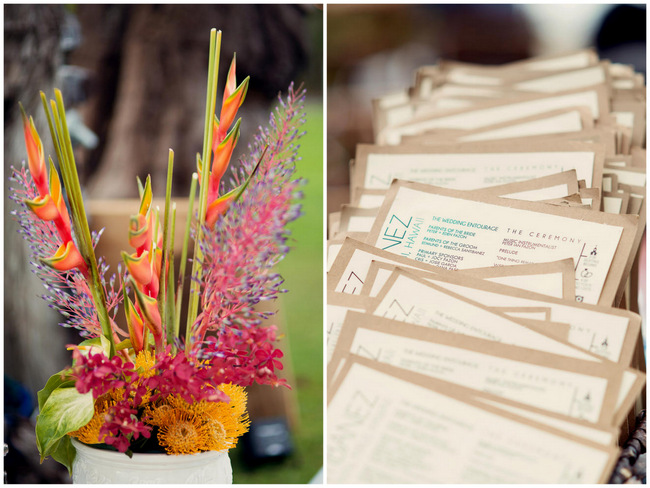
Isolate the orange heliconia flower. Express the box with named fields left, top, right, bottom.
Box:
left=20, top=105, right=87, bottom=275
left=203, top=55, right=250, bottom=228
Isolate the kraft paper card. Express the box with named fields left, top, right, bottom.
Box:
left=606, top=155, right=633, bottom=167
left=337, top=205, right=379, bottom=235
left=328, top=350, right=620, bottom=447
left=439, top=49, right=600, bottom=78
left=602, top=173, right=618, bottom=193
left=329, top=237, right=572, bottom=301
left=474, top=170, right=580, bottom=203
left=485, top=127, right=618, bottom=156
left=328, top=265, right=574, bottom=367
left=364, top=180, right=638, bottom=306
left=489, top=307, right=551, bottom=322
left=328, top=257, right=572, bottom=365
left=375, top=86, right=539, bottom=133
left=411, top=64, right=610, bottom=121
left=328, top=312, right=643, bottom=426
left=412, top=50, right=599, bottom=97
left=327, top=238, right=641, bottom=367
left=603, top=165, right=646, bottom=189
left=327, top=356, right=618, bottom=483
left=611, top=99, right=646, bottom=147
left=328, top=233, right=368, bottom=271
left=578, top=187, right=602, bottom=211
left=369, top=270, right=604, bottom=364
left=352, top=170, right=581, bottom=211
left=377, top=86, right=609, bottom=144
left=362, top=258, right=574, bottom=300
left=401, top=107, right=594, bottom=145
left=328, top=211, right=340, bottom=239
left=326, top=291, right=373, bottom=363
left=508, top=62, right=611, bottom=94
left=603, top=191, right=631, bottom=215
left=350, top=141, right=605, bottom=201
left=370, top=267, right=641, bottom=368
left=474, top=397, right=618, bottom=446
left=351, top=187, right=388, bottom=208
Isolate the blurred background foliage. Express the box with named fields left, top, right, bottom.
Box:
left=4, top=4, right=323, bottom=483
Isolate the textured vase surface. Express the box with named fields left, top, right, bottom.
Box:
left=71, top=438, right=233, bottom=484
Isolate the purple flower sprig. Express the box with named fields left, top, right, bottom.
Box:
left=191, top=84, right=307, bottom=350
left=9, top=165, right=125, bottom=338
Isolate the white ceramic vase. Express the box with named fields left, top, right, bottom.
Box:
left=71, top=438, right=233, bottom=484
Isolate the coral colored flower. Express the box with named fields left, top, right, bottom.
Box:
left=209, top=119, right=241, bottom=197
left=204, top=191, right=236, bottom=227
left=202, top=55, right=250, bottom=228
left=128, top=214, right=151, bottom=251
left=122, top=175, right=165, bottom=351
left=24, top=194, right=58, bottom=220
left=42, top=241, right=86, bottom=272
left=123, top=295, right=145, bottom=353
left=131, top=280, right=162, bottom=339
left=122, top=251, right=153, bottom=286
left=216, top=55, right=249, bottom=142
left=20, top=104, right=48, bottom=196
left=19, top=108, right=86, bottom=275
left=11, top=164, right=125, bottom=339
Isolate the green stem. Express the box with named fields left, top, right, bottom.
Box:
left=50, top=90, right=116, bottom=356
left=178, top=173, right=197, bottom=345
left=186, top=29, right=221, bottom=344
left=159, top=150, right=174, bottom=343
left=39, top=93, right=65, bottom=172
left=167, top=204, right=177, bottom=351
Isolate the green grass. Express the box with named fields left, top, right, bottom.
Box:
left=229, top=100, right=324, bottom=483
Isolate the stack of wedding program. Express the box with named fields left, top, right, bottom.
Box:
left=327, top=49, right=646, bottom=483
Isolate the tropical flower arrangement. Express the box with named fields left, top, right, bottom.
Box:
left=9, top=29, right=306, bottom=473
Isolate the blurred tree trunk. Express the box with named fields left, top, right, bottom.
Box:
left=69, top=4, right=309, bottom=199
left=4, top=4, right=71, bottom=395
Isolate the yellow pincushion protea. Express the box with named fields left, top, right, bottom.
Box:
left=157, top=410, right=212, bottom=455
left=145, top=383, right=250, bottom=455
left=135, top=349, right=156, bottom=378
left=68, top=393, right=117, bottom=445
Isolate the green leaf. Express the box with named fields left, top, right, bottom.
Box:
left=50, top=436, right=76, bottom=475
left=36, top=387, right=94, bottom=462
left=78, top=335, right=111, bottom=356
left=115, top=338, right=133, bottom=351
left=37, top=371, right=75, bottom=412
